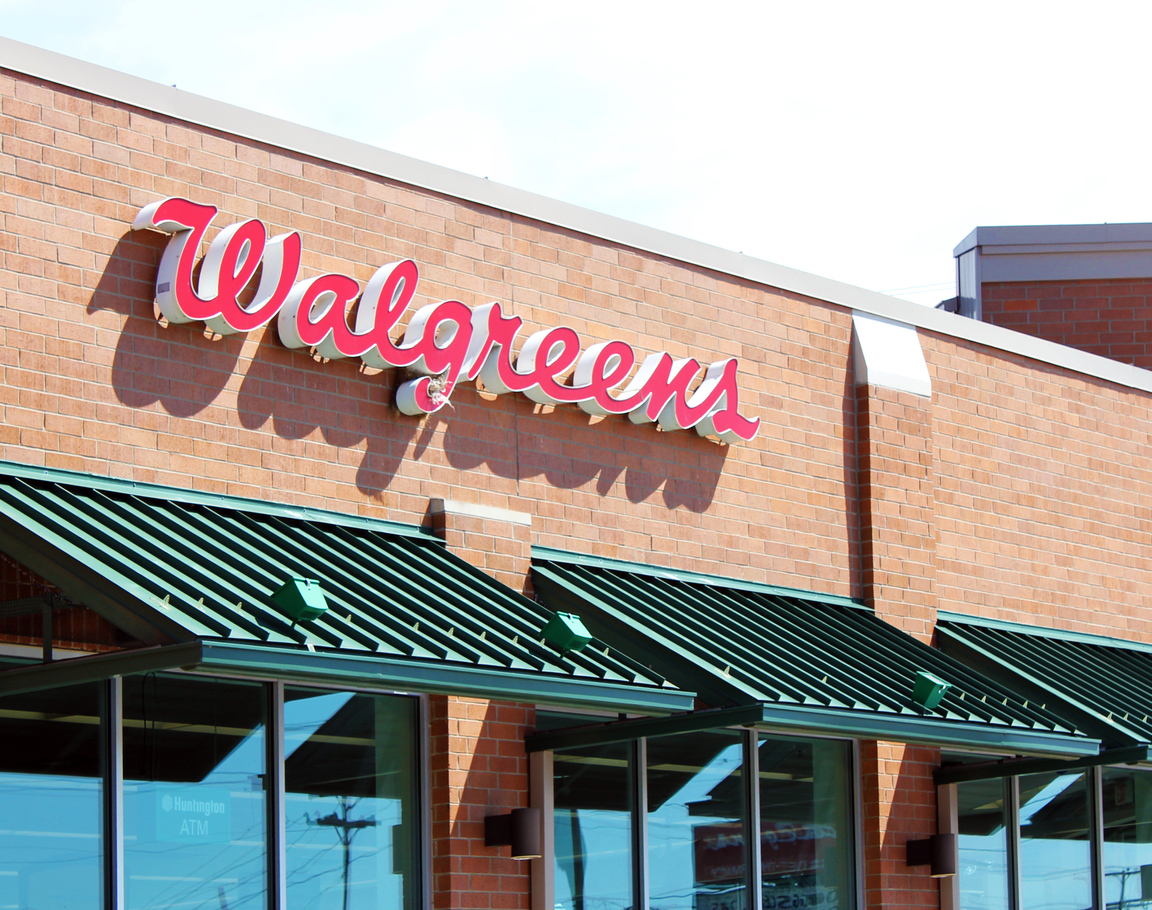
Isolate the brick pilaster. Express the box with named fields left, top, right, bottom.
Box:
left=429, top=499, right=533, bottom=597
left=855, top=385, right=938, bottom=642
left=860, top=741, right=941, bottom=910
left=429, top=695, right=534, bottom=909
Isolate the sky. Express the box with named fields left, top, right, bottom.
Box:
left=2, top=1, right=1151, bottom=306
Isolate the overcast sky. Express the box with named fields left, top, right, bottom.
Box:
left=2, top=1, right=1149, bottom=306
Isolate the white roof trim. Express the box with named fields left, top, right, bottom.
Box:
left=5, top=36, right=1152, bottom=398
left=852, top=313, right=932, bottom=398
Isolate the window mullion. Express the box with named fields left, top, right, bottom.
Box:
left=267, top=681, right=286, bottom=910
left=103, top=675, right=124, bottom=910
left=633, top=737, right=649, bottom=910
left=744, top=729, right=762, bottom=910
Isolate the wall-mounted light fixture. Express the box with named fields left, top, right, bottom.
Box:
left=271, top=577, right=328, bottom=625
left=906, top=832, right=958, bottom=877
left=912, top=670, right=952, bottom=710
left=484, top=807, right=541, bottom=860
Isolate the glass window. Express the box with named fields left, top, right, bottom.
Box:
left=1018, top=770, right=1093, bottom=910
left=648, top=729, right=746, bottom=910
left=553, top=741, right=633, bottom=910
left=1102, top=766, right=1152, bottom=908
left=284, top=688, right=419, bottom=910
left=956, top=777, right=1009, bottom=910
left=758, top=734, right=854, bottom=910
left=0, top=682, right=102, bottom=910
left=123, top=675, right=267, bottom=910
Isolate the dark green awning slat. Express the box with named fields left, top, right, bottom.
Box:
left=533, top=553, right=1096, bottom=755
left=937, top=616, right=1152, bottom=749
left=0, top=482, right=225, bottom=639
left=0, top=463, right=690, bottom=713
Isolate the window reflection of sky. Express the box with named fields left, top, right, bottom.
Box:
left=648, top=741, right=745, bottom=909
left=284, top=691, right=409, bottom=910
left=1019, top=774, right=1091, bottom=910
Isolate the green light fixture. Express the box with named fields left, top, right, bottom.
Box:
left=912, top=670, right=951, bottom=710
left=541, top=611, right=593, bottom=655
left=271, top=577, right=329, bottom=624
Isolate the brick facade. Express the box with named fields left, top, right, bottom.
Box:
left=5, top=62, right=1152, bottom=910
left=429, top=696, right=534, bottom=909
left=983, top=277, right=1152, bottom=368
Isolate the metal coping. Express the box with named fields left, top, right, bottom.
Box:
left=4, top=35, right=1152, bottom=398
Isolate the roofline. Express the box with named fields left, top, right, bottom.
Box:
left=6, top=37, right=1152, bottom=399
left=955, top=222, right=1152, bottom=257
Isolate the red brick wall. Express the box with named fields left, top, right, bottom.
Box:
left=855, top=384, right=936, bottom=642
left=429, top=696, right=533, bottom=909
left=925, top=329, right=1152, bottom=639
left=0, top=67, right=859, bottom=601
left=983, top=278, right=1152, bottom=368
left=861, top=741, right=940, bottom=910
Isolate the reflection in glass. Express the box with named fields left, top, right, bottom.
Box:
left=284, top=688, right=419, bottom=910
left=0, top=682, right=102, bottom=910
left=1102, top=766, right=1152, bottom=909
left=553, top=742, right=633, bottom=909
left=648, top=729, right=746, bottom=909
left=1019, top=771, right=1092, bottom=910
left=123, top=674, right=267, bottom=910
left=758, top=735, right=853, bottom=910
left=956, top=778, right=1009, bottom=910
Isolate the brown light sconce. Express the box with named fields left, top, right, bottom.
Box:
left=906, top=832, right=958, bottom=877
left=484, top=807, right=541, bottom=860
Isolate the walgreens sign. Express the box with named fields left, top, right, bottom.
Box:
left=133, top=198, right=760, bottom=443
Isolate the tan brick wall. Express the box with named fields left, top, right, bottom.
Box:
left=983, top=278, right=1152, bottom=367
left=429, top=696, right=533, bottom=909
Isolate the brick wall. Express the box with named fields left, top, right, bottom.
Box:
left=429, top=696, right=533, bottom=909
left=925, top=329, right=1152, bottom=639
left=0, top=67, right=858, bottom=600
left=860, top=741, right=941, bottom=910
left=855, top=384, right=936, bottom=641
left=983, top=277, right=1152, bottom=368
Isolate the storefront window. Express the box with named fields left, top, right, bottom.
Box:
left=123, top=675, right=267, bottom=910
left=758, top=734, right=853, bottom=910
left=956, top=777, right=1009, bottom=910
left=284, top=688, right=420, bottom=910
left=0, top=682, right=102, bottom=910
left=1102, top=766, right=1152, bottom=908
left=1019, top=770, right=1093, bottom=910
left=648, top=729, right=747, bottom=910
left=553, top=741, right=633, bottom=910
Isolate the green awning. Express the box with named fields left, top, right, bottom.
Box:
left=532, top=549, right=1097, bottom=756
left=937, top=611, right=1152, bottom=749
left=0, top=463, right=691, bottom=714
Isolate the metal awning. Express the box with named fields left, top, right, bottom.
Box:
left=0, top=463, right=692, bottom=714
left=531, top=549, right=1098, bottom=756
left=937, top=611, right=1152, bottom=751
